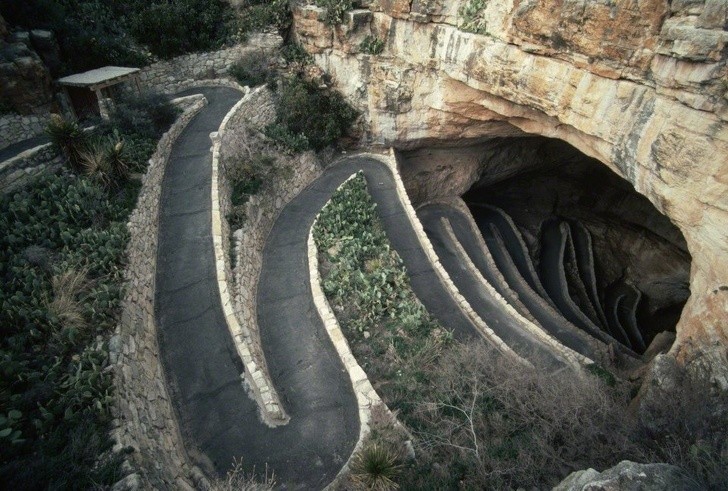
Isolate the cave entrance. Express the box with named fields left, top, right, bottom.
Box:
left=401, top=136, right=692, bottom=357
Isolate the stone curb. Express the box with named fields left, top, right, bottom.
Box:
left=442, top=197, right=539, bottom=324
left=385, top=150, right=528, bottom=365
left=308, top=174, right=389, bottom=489
left=439, top=217, right=592, bottom=368
left=111, top=93, right=209, bottom=490
left=210, top=87, right=288, bottom=426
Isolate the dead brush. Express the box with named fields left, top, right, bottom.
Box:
left=209, top=458, right=275, bottom=491
left=45, top=266, right=93, bottom=341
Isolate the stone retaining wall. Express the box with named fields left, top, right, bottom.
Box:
left=0, top=113, right=48, bottom=150
left=0, top=143, right=61, bottom=194
left=215, top=86, right=324, bottom=424
left=108, top=94, right=208, bottom=490
left=138, top=33, right=282, bottom=95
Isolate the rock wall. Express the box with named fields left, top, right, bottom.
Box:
left=292, top=0, right=728, bottom=381
left=218, top=87, right=324, bottom=423
left=109, top=94, right=208, bottom=490
left=0, top=113, right=49, bottom=150
left=0, top=142, right=61, bottom=193
left=138, top=34, right=282, bottom=94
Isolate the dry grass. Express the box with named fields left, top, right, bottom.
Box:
left=209, top=458, right=275, bottom=491
left=45, top=266, right=92, bottom=333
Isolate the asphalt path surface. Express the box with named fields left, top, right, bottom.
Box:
left=417, top=204, right=569, bottom=369
left=430, top=203, right=601, bottom=362
left=155, top=89, right=481, bottom=489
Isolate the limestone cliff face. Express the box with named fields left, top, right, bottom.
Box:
left=292, top=0, right=728, bottom=380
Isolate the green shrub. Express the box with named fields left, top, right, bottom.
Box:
left=273, top=76, right=357, bottom=151
left=130, top=0, right=233, bottom=59
left=46, top=114, right=88, bottom=172
left=350, top=443, right=403, bottom=491
left=108, top=91, right=178, bottom=139
left=315, top=0, right=353, bottom=26
left=229, top=50, right=273, bottom=87
left=281, top=42, right=313, bottom=65
left=236, top=0, right=292, bottom=35
left=459, top=0, right=488, bottom=35
left=359, top=36, right=385, bottom=55
left=263, top=123, right=310, bottom=154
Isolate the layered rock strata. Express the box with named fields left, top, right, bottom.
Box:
left=292, top=0, right=728, bottom=381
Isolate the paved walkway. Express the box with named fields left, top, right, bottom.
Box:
left=155, top=87, right=480, bottom=488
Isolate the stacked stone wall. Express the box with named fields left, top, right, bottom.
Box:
left=138, top=34, right=282, bottom=94
left=109, top=94, right=208, bottom=490
left=0, top=113, right=49, bottom=150
left=214, top=87, right=323, bottom=423
left=0, top=143, right=61, bottom=193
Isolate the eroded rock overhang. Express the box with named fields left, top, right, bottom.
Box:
left=291, top=0, right=728, bottom=381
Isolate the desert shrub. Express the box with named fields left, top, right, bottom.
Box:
left=281, top=42, right=313, bottom=65
left=263, top=123, right=310, bottom=154
left=359, top=36, right=385, bottom=55
left=236, top=0, right=292, bottom=35
left=273, top=76, right=357, bottom=151
left=459, top=0, right=488, bottom=35
left=130, top=0, right=233, bottom=59
left=109, top=91, right=178, bottom=139
left=226, top=154, right=275, bottom=231
left=229, top=50, right=274, bottom=87
left=637, top=367, right=728, bottom=490
left=350, top=443, right=403, bottom=491
left=211, top=458, right=275, bottom=491
left=0, top=170, right=137, bottom=488
left=46, top=114, right=88, bottom=172
left=315, top=0, right=353, bottom=26
left=78, top=135, right=129, bottom=189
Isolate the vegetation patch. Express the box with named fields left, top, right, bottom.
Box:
left=315, top=0, right=354, bottom=26
left=268, top=76, right=357, bottom=152
left=313, top=174, right=727, bottom=489
left=226, top=154, right=276, bottom=230
left=229, top=50, right=274, bottom=88
left=459, top=0, right=489, bottom=35
left=359, top=36, right=385, bottom=55
left=0, top=91, right=178, bottom=488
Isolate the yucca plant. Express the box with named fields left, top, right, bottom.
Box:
left=78, top=135, right=129, bottom=189
left=350, top=443, right=403, bottom=491
left=46, top=114, right=87, bottom=172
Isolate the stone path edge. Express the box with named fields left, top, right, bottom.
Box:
left=110, top=94, right=210, bottom=490
left=210, top=87, right=288, bottom=425
left=388, top=151, right=526, bottom=364
left=307, top=172, right=387, bottom=489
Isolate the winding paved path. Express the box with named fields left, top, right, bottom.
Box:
left=155, top=88, right=481, bottom=488
left=154, top=86, right=647, bottom=488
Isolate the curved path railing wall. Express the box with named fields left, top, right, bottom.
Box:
left=110, top=94, right=208, bottom=489
left=210, top=86, right=289, bottom=425
left=418, top=204, right=590, bottom=368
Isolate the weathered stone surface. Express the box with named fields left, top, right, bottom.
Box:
left=292, top=0, right=728, bottom=381
left=137, top=33, right=282, bottom=94
left=0, top=40, right=53, bottom=114
left=554, top=460, right=701, bottom=491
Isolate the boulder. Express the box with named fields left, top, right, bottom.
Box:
left=554, top=460, right=702, bottom=491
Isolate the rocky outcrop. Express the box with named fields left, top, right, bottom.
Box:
left=554, top=460, right=701, bottom=491
left=291, top=0, right=728, bottom=382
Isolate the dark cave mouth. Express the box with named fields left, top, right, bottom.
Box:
left=460, top=136, right=692, bottom=355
